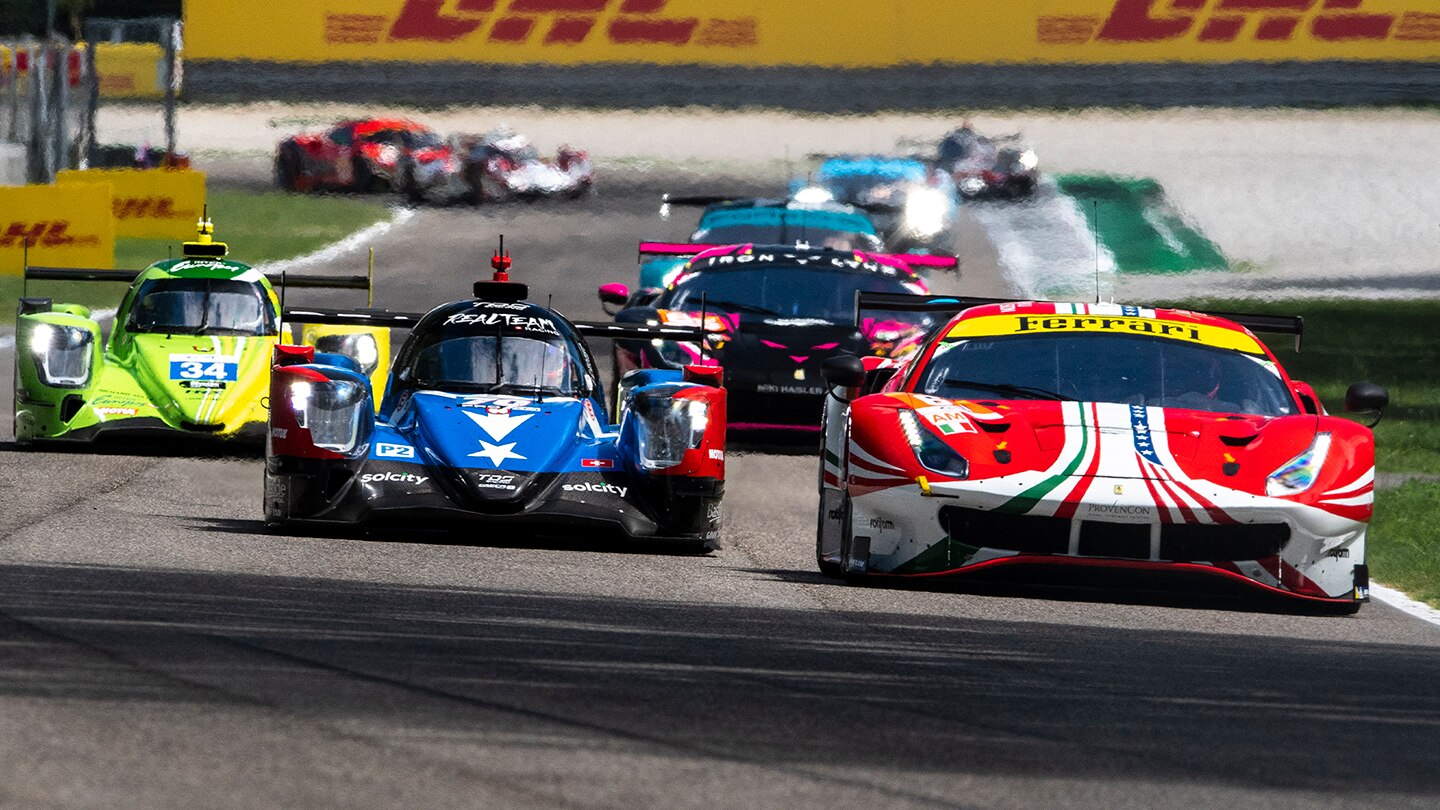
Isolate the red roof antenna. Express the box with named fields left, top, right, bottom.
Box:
left=491, top=234, right=512, bottom=282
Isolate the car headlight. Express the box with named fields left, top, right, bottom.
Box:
left=901, top=188, right=950, bottom=238
left=289, top=378, right=367, bottom=453
left=632, top=390, right=708, bottom=470
left=959, top=177, right=987, bottom=195
left=29, top=323, right=94, bottom=388
left=1016, top=149, right=1038, bottom=171
left=1266, top=432, right=1331, bottom=497
left=792, top=186, right=834, bottom=205
left=898, top=409, right=969, bottom=479
left=316, top=333, right=380, bottom=375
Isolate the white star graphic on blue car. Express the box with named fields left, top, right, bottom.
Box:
left=469, top=441, right=526, bottom=466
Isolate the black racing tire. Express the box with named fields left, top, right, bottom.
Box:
left=274, top=144, right=302, bottom=191
left=352, top=156, right=380, bottom=193
left=401, top=164, right=425, bottom=204
left=817, top=491, right=848, bottom=579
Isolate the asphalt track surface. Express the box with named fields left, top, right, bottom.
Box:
left=3, top=180, right=1440, bottom=809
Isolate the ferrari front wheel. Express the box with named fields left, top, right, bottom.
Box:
left=816, top=491, right=848, bottom=578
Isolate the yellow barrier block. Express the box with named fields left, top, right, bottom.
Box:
left=0, top=183, right=115, bottom=276
left=57, top=169, right=205, bottom=241
left=183, top=0, right=1440, bottom=67
left=94, top=41, right=164, bottom=99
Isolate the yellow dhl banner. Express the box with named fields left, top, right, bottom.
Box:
left=93, top=42, right=166, bottom=100
left=0, top=183, right=115, bottom=276
left=56, top=169, right=205, bottom=241
left=183, top=0, right=1440, bottom=67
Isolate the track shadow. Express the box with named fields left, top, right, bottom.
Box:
left=0, top=559, right=1437, bottom=802
left=750, top=564, right=1362, bottom=617
left=184, top=515, right=713, bottom=557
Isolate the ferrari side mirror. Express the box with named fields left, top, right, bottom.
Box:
left=1345, top=381, right=1388, bottom=427
left=821, top=354, right=867, bottom=389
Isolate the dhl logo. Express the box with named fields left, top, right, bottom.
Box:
left=0, top=222, right=102, bottom=249
left=1039, top=0, right=1440, bottom=45
left=114, top=196, right=198, bottom=221
left=325, top=0, right=757, bottom=48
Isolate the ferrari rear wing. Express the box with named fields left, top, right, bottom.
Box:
left=283, top=307, right=706, bottom=344
left=854, top=292, right=1305, bottom=351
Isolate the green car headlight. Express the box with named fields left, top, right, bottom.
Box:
left=29, top=323, right=94, bottom=389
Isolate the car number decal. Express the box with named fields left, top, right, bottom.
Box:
left=169, top=354, right=239, bottom=382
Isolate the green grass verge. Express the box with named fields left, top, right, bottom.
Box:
left=4, top=189, right=391, bottom=327
left=1173, top=298, right=1440, bottom=609
left=1370, top=481, right=1440, bottom=608
left=1171, top=298, right=1440, bottom=476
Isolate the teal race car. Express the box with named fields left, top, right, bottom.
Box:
left=14, top=217, right=388, bottom=448
left=638, top=196, right=884, bottom=290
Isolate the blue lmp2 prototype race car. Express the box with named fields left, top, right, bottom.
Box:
left=264, top=258, right=728, bottom=550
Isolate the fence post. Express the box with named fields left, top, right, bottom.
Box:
left=79, top=38, right=98, bottom=169
left=163, top=23, right=177, bottom=165
left=52, top=45, right=69, bottom=173
left=4, top=47, right=19, bottom=143
left=27, top=46, right=47, bottom=182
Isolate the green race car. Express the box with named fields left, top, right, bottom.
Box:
left=14, top=218, right=386, bottom=447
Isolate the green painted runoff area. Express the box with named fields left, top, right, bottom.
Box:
left=1056, top=175, right=1228, bottom=275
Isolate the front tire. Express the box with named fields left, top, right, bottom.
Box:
left=817, top=491, right=846, bottom=578
left=274, top=144, right=302, bottom=191
left=352, top=157, right=380, bottom=193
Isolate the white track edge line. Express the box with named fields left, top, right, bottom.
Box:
left=253, top=205, right=415, bottom=275
left=1370, top=582, right=1440, bottom=629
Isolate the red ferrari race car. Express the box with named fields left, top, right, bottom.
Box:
left=817, top=295, right=1389, bottom=611
left=274, top=118, right=443, bottom=193
left=399, top=128, right=593, bottom=205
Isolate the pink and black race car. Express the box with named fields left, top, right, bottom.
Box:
left=599, top=243, right=956, bottom=433
left=275, top=118, right=443, bottom=193
left=817, top=295, right=1388, bottom=611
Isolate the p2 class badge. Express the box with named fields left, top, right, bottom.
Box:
left=375, top=442, right=417, bottom=459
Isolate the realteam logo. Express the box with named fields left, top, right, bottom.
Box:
left=325, top=1, right=758, bottom=48
left=1038, top=1, right=1440, bottom=46
left=562, top=481, right=628, bottom=498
